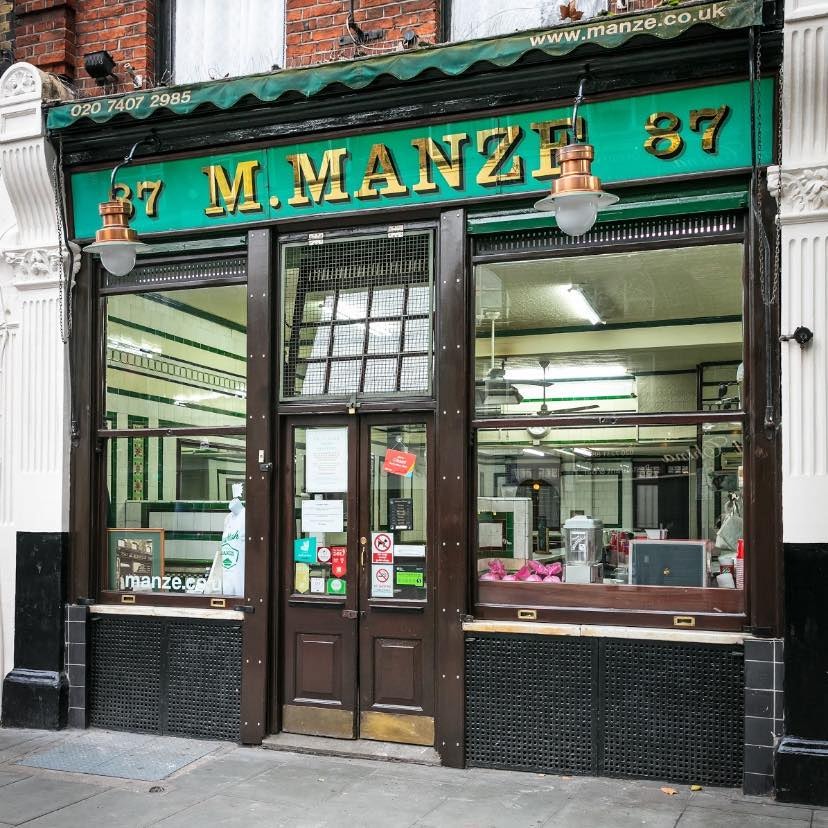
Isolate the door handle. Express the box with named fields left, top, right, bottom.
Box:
left=360, top=536, right=367, bottom=568
left=341, top=609, right=365, bottom=620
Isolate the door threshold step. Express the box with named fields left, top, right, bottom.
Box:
left=261, top=732, right=441, bottom=766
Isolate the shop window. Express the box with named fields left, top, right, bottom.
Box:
left=477, top=423, right=742, bottom=589
left=474, top=244, right=743, bottom=419
left=105, top=284, right=247, bottom=428
left=99, top=254, right=248, bottom=604
left=105, top=435, right=247, bottom=597
left=472, top=226, right=747, bottom=623
left=281, top=231, right=434, bottom=400
left=160, top=0, right=285, bottom=85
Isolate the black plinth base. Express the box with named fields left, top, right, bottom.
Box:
left=2, top=668, right=67, bottom=730
left=775, top=737, right=828, bottom=805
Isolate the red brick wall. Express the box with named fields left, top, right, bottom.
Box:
left=13, top=0, right=440, bottom=94
left=285, top=0, right=441, bottom=69
left=14, top=0, right=155, bottom=94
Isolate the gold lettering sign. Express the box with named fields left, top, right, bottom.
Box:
left=411, top=133, right=469, bottom=194
left=530, top=117, right=585, bottom=180
left=202, top=160, right=262, bottom=217
left=476, top=126, right=524, bottom=187
left=355, top=144, right=409, bottom=200
left=286, top=148, right=350, bottom=207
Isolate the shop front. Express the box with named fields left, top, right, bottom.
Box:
left=28, top=0, right=782, bottom=791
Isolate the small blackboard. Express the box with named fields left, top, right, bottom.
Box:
left=389, top=497, right=414, bottom=531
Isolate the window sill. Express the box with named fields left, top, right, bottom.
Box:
left=475, top=580, right=745, bottom=632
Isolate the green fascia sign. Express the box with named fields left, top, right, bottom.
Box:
left=48, top=0, right=762, bottom=130
left=69, top=78, right=773, bottom=239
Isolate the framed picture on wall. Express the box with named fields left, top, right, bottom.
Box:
left=108, top=528, right=165, bottom=591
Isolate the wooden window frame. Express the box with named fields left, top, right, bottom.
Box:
left=468, top=207, right=781, bottom=634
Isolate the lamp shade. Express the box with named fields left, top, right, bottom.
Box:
left=83, top=200, right=148, bottom=276
left=535, top=143, right=618, bottom=236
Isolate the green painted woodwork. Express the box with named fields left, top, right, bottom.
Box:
left=70, top=79, right=773, bottom=239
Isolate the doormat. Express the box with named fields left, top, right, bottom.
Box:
left=17, top=730, right=222, bottom=781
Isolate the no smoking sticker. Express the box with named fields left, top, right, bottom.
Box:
left=371, top=532, right=394, bottom=564
left=371, top=564, right=394, bottom=598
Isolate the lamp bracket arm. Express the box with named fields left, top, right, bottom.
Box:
left=109, top=133, right=162, bottom=199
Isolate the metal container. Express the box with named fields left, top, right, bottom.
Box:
left=563, top=515, right=604, bottom=564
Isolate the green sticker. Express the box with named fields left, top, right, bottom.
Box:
left=327, top=578, right=347, bottom=595
left=396, top=571, right=424, bottom=587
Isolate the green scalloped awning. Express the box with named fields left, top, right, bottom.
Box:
left=47, top=0, right=761, bottom=131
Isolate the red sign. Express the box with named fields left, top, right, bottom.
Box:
left=382, top=449, right=416, bottom=477
left=330, top=546, right=347, bottom=578
left=372, top=532, right=394, bottom=564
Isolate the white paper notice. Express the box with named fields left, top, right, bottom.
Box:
left=301, top=499, right=344, bottom=533
left=306, top=427, right=348, bottom=492
left=394, top=544, right=426, bottom=558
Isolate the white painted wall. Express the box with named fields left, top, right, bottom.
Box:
left=768, top=2, right=828, bottom=542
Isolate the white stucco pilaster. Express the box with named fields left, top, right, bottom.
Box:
left=0, top=63, right=75, bottom=692
left=768, top=3, right=828, bottom=543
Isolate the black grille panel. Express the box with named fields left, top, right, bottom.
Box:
left=88, top=615, right=163, bottom=734
left=465, top=634, right=596, bottom=774
left=601, top=638, right=744, bottom=785
left=89, top=614, right=241, bottom=741
left=465, top=633, right=744, bottom=786
left=166, top=620, right=242, bottom=741
left=473, top=212, right=743, bottom=258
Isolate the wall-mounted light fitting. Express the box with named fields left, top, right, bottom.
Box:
left=83, top=135, right=161, bottom=277
left=83, top=50, right=117, bottom=85
left=535, top=75, right=618, bottom=236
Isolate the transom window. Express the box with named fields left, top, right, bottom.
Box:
left=281, top=231, right=434, bottom=400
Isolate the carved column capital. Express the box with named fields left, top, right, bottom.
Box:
left=3, top=244, right=80, bottom=291
left=766, top=165, right=828, bottom=224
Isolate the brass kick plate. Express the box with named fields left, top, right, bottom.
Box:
left=360, top=711, right=435, bottom=746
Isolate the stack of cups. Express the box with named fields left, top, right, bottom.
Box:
left=735, top=538, right=745, bottom=589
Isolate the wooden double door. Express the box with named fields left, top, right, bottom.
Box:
left=280, top=413, right=435, bottom=745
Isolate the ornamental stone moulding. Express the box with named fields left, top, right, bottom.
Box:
left=767, top=164, right=828, bottom=218
left=2, top=246, right=78, bottom=290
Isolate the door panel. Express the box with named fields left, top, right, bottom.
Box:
left=372, top=637, right=423, bottom=708
left=281, top=419, right=358, bottom=738
left=359, top=418, right=434, bottom=742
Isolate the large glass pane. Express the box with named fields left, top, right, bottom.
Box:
left=105, top=434, right=246, bottom=596
left=105, top=285, right=247, bottom=429
left=292, top=427, right=349, bottom=598
left=474, top=245, right=743, bottom=418
left=368, top=424, right=428, bottom=600
left=476, top=423, right=743, bottom=590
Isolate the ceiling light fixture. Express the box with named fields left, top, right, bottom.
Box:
left=534, top=76, right=618, bottom=236
left=522, top=447, right=546, bottom=457
left=83, top=134, right=161, bottom=277
left=573, top=446, right=593, bottom=457
left=567, top=284, right=605, bottom=326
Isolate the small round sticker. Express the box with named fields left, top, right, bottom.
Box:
left=317, top=546, right=332, bottom=563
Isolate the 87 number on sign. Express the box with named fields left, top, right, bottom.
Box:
left=644, top=105, right=730, bottom=159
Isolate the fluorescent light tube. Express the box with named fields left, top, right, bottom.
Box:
left=573, top=447, right=593, bottom=457
left=567, top=285, right=605, bottom=326
left=522, top=447, right=546, bottom=457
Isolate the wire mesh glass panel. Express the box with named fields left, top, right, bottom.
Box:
left=281, top=231, right=434, bottom=400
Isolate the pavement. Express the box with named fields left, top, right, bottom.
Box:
left=0, top=727, right=824, bottom=827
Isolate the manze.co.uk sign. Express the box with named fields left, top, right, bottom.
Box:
left=69, top=79, right=773, bottom=238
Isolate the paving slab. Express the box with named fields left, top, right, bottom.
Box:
left=0, top=775, right=102, bottom=826
left=677, top=805, right=812, bottom=827
left=151, top=793, right=307, bottom=828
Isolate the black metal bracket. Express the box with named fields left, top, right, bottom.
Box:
left=76, top=597, right=96, bottom=606
left=780, top=326, right=814, bottom=349
left=233, top=604, right=255, bottom=614
left=259, top=462, right=273, bottom=472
